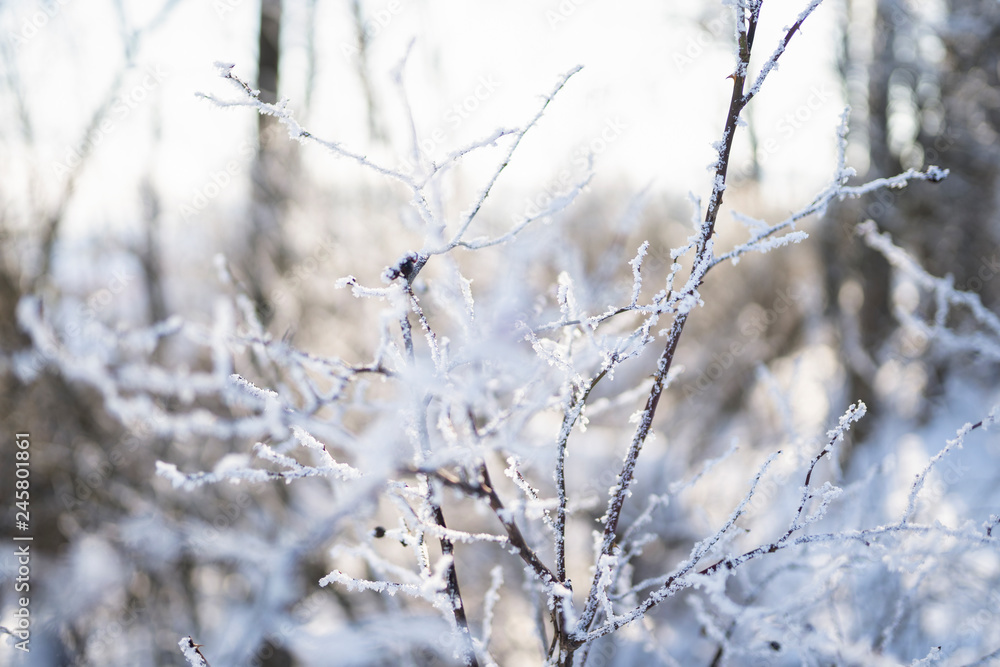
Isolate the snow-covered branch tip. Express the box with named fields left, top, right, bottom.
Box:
left=900, top=409, right=997, bottom=525
left=744, top=0, right=826, bottom=102
left=196, top=64, right=410, bottom=183
left=432, top=65, right=584, bottom=254
left=179, top=636, right=210, bottom=667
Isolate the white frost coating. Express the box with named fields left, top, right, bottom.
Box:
left=156, top=462, right=188, bottom=489
left=901, top=416, right=987, bottom=524
left=178, top=636, right=210, bottom=666
left=556, top=271, right=578, bottom=321
left=212, top=453, right=250, bottom=475
left=335, top=275, right=395, bottom=299
left=859, top=220, right=1000, bottom=361
left=745, top=0, right=826, bottom=101
left=629, top=242, right=649, bottom=307
left=595, top=553, right=619, bottom=622
left=729, top=230, right=809, bottom=266
left=481, top=565, right=505, bottom=650
left=826, top=401, right=867, bottom=441
left=320, top=569, right=410, bottom=596
left=228, top=373, right=278, bottom=400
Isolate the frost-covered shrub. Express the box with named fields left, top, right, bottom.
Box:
left=6, top=2, right=1000, bottom=666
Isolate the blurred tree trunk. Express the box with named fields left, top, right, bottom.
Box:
left=820, top=0, right=899, bottom=442
left=246, top=0, right=295, bottom=324
left=350, top=0, right=386, bottom=142
left=141, top=178, right=170, bottom=326
left=905, top=0, right=1000, bottom=297
left=822, top=0, right=1000, bottom=441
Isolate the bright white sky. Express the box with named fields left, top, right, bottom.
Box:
left=2, top=0, right=846, bottom=243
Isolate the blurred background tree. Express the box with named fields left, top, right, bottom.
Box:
left=821, top=0, right=1000, bottom=443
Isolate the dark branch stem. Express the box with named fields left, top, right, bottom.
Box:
left=483, top=463, right=555, bottom=577
left=425, top=464, right=560, bottom=586
left=574, top=1, right=767, bottom=647
left=432, top=506, right=480, bottom=667
left=574, top=312, right=689, bottom=638
left=401, top=293, right=478, bottom=666
left=555, top=366, right=611, bottom=581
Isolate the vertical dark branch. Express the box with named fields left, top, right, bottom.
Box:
left=546, top=364, right=612, bottom=664
left=554, top=370, right=607, bottom=582
left=699, top=1, right=758, bottom=253
left=746, top=0, right=762, bottom=52
left=574, top=1, right=763, bottom=646
left=573, top=314, right=688, bottom=644
left=402, top=285, right=479, bottom=667
left=432, top=506, right=480, bottom=667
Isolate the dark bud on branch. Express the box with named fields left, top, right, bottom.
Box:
left=383, top=251, right=426, bottom=283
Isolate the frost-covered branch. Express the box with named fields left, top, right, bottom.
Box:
left=433, top=66, right=584, bottom=254
left=859, top=219, right=1000, bottom=360
left=419, top=464, right=560, bottom=588
left=178, top=637, right=211, bottom=667
left=744, top=0, right=825, bottom=101
left=900, top=409, right=997, bottom=524
left=199, top=62, right=584, bottom=271
left=710, top=110, right=947, bottom=270
left=569, top=3, right=834, bottom=649
left=576, top=403, right=865, bottom=645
